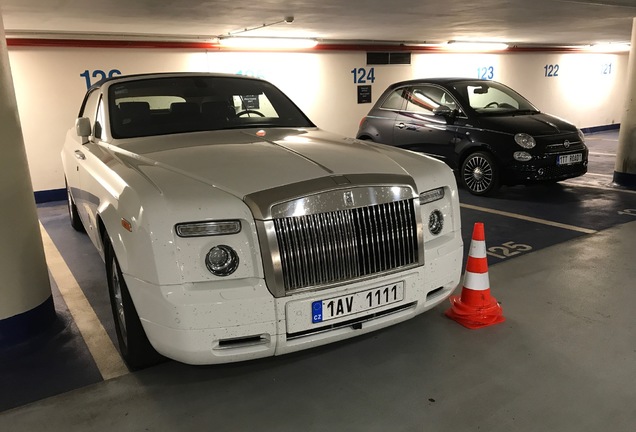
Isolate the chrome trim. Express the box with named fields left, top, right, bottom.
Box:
left=244, top=174, right=417, bottom=220
left=271, top=185, right=413, bottom=219
left=246, top=174, right=423, bottom=298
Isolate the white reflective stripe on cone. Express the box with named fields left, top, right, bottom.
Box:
left=469, top=239, right=487, bottom=259
left=463, top=270, right=490, bottom=291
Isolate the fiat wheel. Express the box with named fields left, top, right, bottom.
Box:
left=461, top=151, right=500, bottom=196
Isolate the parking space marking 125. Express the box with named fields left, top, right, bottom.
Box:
left=487, top=241, right=533, bottom=259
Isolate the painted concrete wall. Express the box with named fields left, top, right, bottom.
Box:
left=6, top=46, right=628, bottom=193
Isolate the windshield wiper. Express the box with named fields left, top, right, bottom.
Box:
left=511, top=109, right=540, bottom=115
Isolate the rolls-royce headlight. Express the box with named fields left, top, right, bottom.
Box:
left=205, top=245, right=239, bottom=276
left=428, top=210, right=444, bottom=235
left=513, top=151, right=532, bottom=162
left=176, top=220, right=241, bottom=237
left=420, top=187, right=445, bottom=205
left=514, top=133, right=536, bottom=149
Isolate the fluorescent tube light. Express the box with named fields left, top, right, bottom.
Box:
left=445, top=41, right=509, bottom=51
left=219, top=37, right=318, bottom=49
left=588, top=43, right=630, bottom=53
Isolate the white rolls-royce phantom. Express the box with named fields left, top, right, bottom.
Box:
left=61, top=72, right=463, bottom=369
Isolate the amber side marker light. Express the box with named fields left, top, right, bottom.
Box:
left=121, top=218, right=133, bottom=232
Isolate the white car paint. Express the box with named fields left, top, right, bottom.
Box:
left=62, top=73, right=463, bottom=365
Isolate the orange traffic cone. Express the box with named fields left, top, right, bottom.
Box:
left=445, top=222, right=505, bottom=329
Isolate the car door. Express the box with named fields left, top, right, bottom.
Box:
left=63, top=89, right=101, bottom=233
left=365, top=87, right=406, bottom=144
left=72, top=90, right=108, bottom=248
left=392, top=85, right=460, bottom=166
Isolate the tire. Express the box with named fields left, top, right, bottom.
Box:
left=66, top=180, right=85, bottom=232
left=461, top=151, right=500, bottom=196
left=105, top=237, right=164, bottom=370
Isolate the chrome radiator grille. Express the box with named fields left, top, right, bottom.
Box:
left=273, top=199, right=418, bottom=291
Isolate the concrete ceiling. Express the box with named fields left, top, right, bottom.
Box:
left=0, top=0, right=635, bottom=47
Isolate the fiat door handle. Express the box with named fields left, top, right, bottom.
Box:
left=74, top=150, right=86, bottom=160
left=396, top=123, right=406, bottom=129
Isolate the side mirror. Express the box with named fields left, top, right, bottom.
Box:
left=433, top=105, right=458, bottom=124
left=433, top=105, right=452, bottom=116
left=75, top=117, right=91, bottom=140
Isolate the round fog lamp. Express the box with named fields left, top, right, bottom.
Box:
left=205, top=245, right=239, bottom=276
left=513, top=151, right=532, bottom=162
left=428, top=210, right=444, bottom=235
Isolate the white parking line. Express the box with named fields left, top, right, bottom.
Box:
left=39, top=223, right=129, bottom=380
left=589, top=152, right=617, bottom=157
left=585, top=137, right=618, bottom=142
left=585, top=172, right=613, bottom=178
left=460, top=203, right=598, bottom=234
left=561, top=179, right=636, bottom=195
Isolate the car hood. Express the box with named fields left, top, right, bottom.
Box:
left=476, top=112, right=577, bottom=136
left=111, top=128, right=413, bottom=198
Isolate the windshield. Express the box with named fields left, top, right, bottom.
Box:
left=108, top=76, right=314, bottom=139
left=451, top=81, right=539, bottom=115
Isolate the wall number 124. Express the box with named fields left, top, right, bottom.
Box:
left=351, top=67, right=375, bottom=84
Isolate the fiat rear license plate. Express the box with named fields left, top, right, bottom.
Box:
left=557, top=153, right=582, bottom=165
left=311, top=281, right=404, bottom=323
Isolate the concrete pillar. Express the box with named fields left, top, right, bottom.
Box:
left=614, top=17, right=636, bottom=188
left=0, top=14, right=55, bottom=346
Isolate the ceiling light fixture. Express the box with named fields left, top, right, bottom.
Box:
left=444, top=41, right=509, bottom=51
left=219, top=37, right=317, bottom=49
left=587, top=43, right=631, bottom=53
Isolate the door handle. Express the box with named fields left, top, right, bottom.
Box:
left=74, top=150, right=86, bottom=160
left=397, top=123, right=405, bottom=129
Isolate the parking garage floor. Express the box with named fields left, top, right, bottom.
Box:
left=1, top=131, right=636, bottom=431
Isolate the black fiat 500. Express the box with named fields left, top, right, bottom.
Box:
left=356, top=78, right=588, bottom=195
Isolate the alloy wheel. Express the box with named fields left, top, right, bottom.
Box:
left=111, top=258, right=128, bottom=349
left=463, top=155, right=494, bottom=194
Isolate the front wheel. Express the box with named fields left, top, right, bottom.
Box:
left=461, top=151, right=500, bottom=196
left=105, top=238, right=164, bottom=369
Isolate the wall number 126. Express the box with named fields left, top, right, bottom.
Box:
left=80, top=69, right=122, bottom=89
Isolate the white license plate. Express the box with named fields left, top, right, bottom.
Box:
left=557, top=153, right=583, bottom=165
left=311, top=281, right=405, bottom=323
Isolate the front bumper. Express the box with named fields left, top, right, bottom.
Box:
left=123, top=232, right=463, bottom=365
left=503, top=149, right=588, bottom=184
